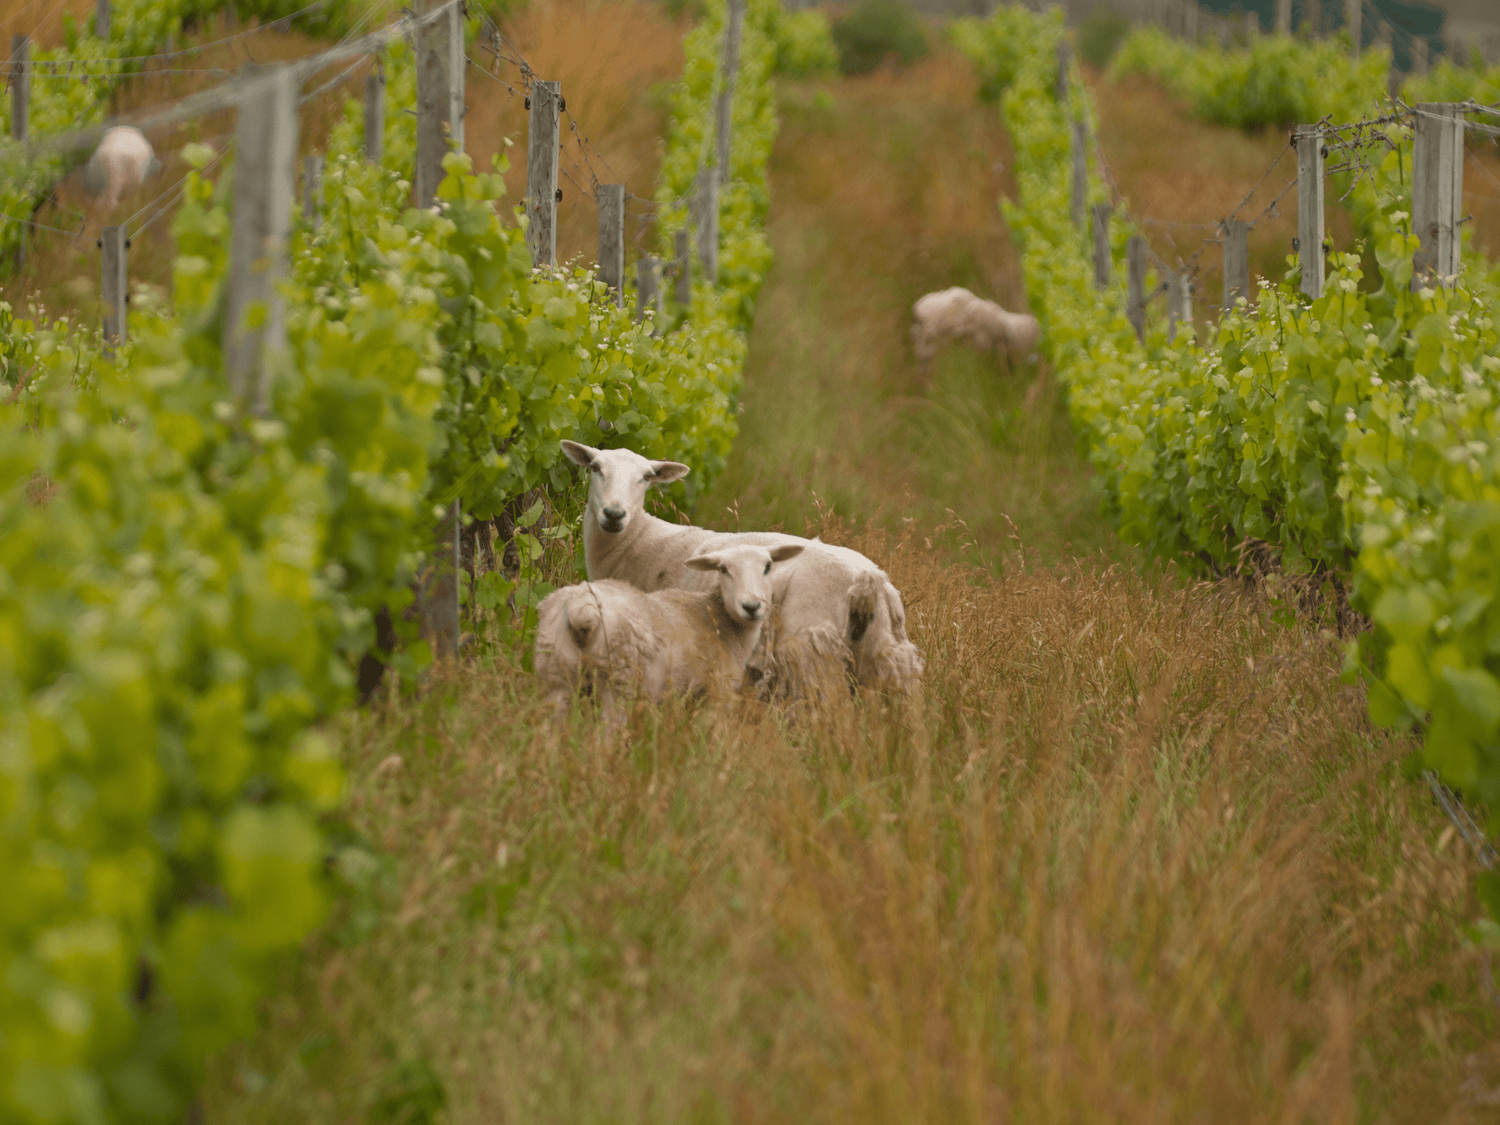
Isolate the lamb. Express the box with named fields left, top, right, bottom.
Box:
left=534, top=542, right=804, bottom=722
left=557, top=440, right=924, bottom=697
left=910, top=286, right=1040, bottom=370
left=79, top=127, right=162, bottom=213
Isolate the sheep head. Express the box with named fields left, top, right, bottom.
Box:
left=684, top=544, right=804, bottom=624
left=561, top=441, right=689, bottom=536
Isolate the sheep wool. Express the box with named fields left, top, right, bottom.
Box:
left=81, top=127, right=162, bottom=213
left=534, top=543, right=804, bottom=724
left=910, top=286, right=1040, bottom=368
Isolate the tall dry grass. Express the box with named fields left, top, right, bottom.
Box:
left=204, top=514, right=1500, bottom=1122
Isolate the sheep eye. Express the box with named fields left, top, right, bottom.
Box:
left=720, top=566, right=728, bottom=575
left=589, top=463, right=602, bottom=474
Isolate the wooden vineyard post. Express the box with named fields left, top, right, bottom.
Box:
left=10, top=35, right=27, bottom=271
left=1168, top=271, right=1192, bottom=343
left=1413, top=38, right=1429, bottom=74
left=597, top=183, right=625, bottom=306
left=416, top=0, right=464, bottom=210
left=1184, top=0, right=1198, bottom=42
left=526, top=80, right=561, bottom=266
left=1056, top=39, right=1070, bottom=102
left=95, top=0, right=109, bottom=40
left=715, top=0, right=744, bottom=185
left=1245, top=11, right=1259, bottom=38
left=224, top=66, right=299, bottom=415
left=675, top=227, right=692, bottom=305
left=1411, top=103, right=1464, bottom=287
left=303, top=153, right=324, bottom=228
left=1347, top=0, right=1361, bottom=56
left=1091, top=203, right=1112, bottom=289
left=1276, top=0, right=1290, bottom=35
left=1295, top=123, right=1325, bottom=299
left=636, top=254, right=660, bottom=326
left=364, top=67, right=385, bottom=162
left=694, top=167, right=719, bottom=282
left=1126, top=235, right=1146, bottom=342
left=1222, top=218, right=1249, bottom=308
left=1070, top=119, right=1088, bottom=230
left=100, top=225, right=127, bottom=352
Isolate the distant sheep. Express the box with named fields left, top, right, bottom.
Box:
left=80, top=127, right=161, bottom=213
left=559, top=441, right=925, bottom=699
left=910, top=286, right=1039, bottom=369
left=534, top=542, right=804, bottom=723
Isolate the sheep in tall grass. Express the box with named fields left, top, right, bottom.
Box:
left=558, top=440, right=924, bottom=698
left=910, top=286, right=1040, bottom=370
left=534, top=542, right=804, bottom=722
left=80, top=127, right=161, bottom=213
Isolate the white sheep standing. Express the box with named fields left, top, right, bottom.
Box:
left=558, top=441, right=924, bottom=698
left=534, top=542, right=804, bottom=723
left=910, top=286, right=1040, bottom=370
left=80, top=127, right=162, bottom=213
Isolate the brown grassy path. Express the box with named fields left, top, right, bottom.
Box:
left=700, top=51, right=1123, bottom=567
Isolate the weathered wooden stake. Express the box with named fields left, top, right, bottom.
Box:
left=1222, top=218, right=1250, bottom=308
left=1056, top=39, right=1071, bottom=102
left=225, top=66, right=299, bottom=414
left=714, top=0, right=744, bottom=185
left=674, top=227, right=692, bottom=305
left=1126, top=235, right=1147, bottom=342
left=303, top=153, right=323, bottom=228
left=1070, top=119, right=1088, bottom=229
left=1168, top=271, right=1192, bottom=343
left=1091, top=203, right=1112, bottom=290
left=1411, top=102, right=1464, bottom=287
left=1276, top=0, right=1291, bottom=35
left=1184, top=0, right=1198, bottom=42
left=1376, top=19, right=1391, bottom=53
left=10, top=36, right=28, bottom=144
left=597, top=183, right=624, bottom=305
left=693, top=167, right=719, bottom=283
left=95, top=0, right=110, bottom=40
left=1295, top=123, right=1325, bottom=299
left=101, top=225, right=127, bottom=351
left=1346, top=0, right=1361, bottom=55
left=415, top=0, right=465, bottom=209
left=636, top=254, right=660, bottom=326
left=10, top=35, right=27, bottom=271
left=364, top=68, right=385, bottom=162
left=1413, top=37, right=1429, bottom=74
left=525, top=80, right=561, bottom=266
left=422, top=500, right=462, bottom=663
left=1245, top=10, right=1259, bottom=38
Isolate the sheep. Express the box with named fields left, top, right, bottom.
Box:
left=557, top=440, right=924, bottom=697
left=534, top=542, right=804, bottom=723
left=910, top=286, right=1040, bottom=371
left=79, top=127, right=161, bottom=213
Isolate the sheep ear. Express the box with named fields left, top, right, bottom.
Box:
left=769, top=544, right=804, bottom=563
left=684, top=553, right=720, bottom=572
left=647, top=460, right=690, bottom=484
left=560, top=440, right=597, bottom=467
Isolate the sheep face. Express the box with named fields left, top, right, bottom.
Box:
left=561, top=440, right=689, bottom=535
left=685, top=544, right=804, bottom=624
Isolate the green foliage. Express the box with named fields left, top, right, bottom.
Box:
left=1109, top=25, right=1390, bottom=130
left=1402, top=56, right=1500, bottom=132
left=975, top=5, right=1500, bottom=872
left=952, top=4, right=1038, bottom=102
left=0, top=2, right=789, bottom=1118
left=830, top=0, right=928, bottom=77
left=1077, top=9, right=1131, bottom=70
left=767, top=6, right=838, bottom=77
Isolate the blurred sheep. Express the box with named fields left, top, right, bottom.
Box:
left=910, top=286, right=1040, bottom=370
left=80, top=127, right=161, bottom=213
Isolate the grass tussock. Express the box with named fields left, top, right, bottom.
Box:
left=205, top=516, right=1499, bottom=1123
